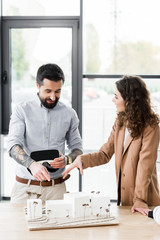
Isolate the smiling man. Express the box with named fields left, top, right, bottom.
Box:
left=7, top=63, right=83, bottom=203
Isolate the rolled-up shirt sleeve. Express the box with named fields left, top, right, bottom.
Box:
left=7, top=105, right=25, bottom=154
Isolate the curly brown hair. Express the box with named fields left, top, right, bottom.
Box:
left=116, top=75, right=159, bottom=138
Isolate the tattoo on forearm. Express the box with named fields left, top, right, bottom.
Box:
left=68, top=149, right=83, bottom=162
left=10, top=144, right=34, bottom=168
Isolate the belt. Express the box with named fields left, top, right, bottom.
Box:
left=16, top=174, right=70, bottom=187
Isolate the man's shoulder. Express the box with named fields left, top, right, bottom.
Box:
left=15, top=97, right=37, bottom=111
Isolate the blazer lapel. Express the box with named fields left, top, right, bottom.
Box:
left=123, top=133, right=133, bottom=156
left=115, top=125, right=125, bottom=175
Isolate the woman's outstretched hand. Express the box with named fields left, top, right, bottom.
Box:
left=62, top=156, right=83, bottom=179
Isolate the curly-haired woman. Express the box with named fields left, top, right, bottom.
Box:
left=63, top=75, right=160, bottom=215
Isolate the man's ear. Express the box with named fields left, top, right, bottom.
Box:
left=36, top=82, right=40, bottom=89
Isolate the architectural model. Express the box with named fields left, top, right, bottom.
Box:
left=26, top=191, right=119, bottom=230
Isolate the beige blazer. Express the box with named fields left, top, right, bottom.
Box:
left=81, top=121, right=160, bottom=208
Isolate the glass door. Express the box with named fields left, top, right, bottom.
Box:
left=1, top=17, right=81, bottom=197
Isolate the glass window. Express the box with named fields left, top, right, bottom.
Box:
left=82, top=78, right=117, bottom=199
left=83, top=0, right=160, bottom=75
left=10, top=28, right=72, bottom=108
left=144, top=78, right=160, bottom=115
left=3, top=0, right=80, bottom=16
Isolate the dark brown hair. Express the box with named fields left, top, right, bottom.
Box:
left=36, top=63, right=65, bottom=86
left=115, top=75, right=159, bottom=138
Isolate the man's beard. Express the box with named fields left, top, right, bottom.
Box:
left=39, top=95, right=59, bottom=109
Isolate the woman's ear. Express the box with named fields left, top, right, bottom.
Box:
left=125, top=100, right=128, bottom=107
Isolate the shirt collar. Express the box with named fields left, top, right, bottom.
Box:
left=35, top=92, right=42, bottom=107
